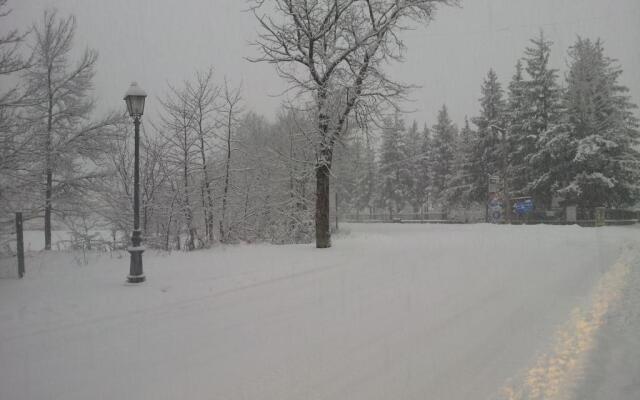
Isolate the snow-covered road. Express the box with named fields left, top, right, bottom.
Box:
left=0, top=224, right=638, bottom=400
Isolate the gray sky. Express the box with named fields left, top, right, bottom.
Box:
left=8, top=0, right=640, bottom=126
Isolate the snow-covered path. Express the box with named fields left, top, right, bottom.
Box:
left=0, top=224, right=638, bottom=400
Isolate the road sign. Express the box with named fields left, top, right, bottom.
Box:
left=513, top=198, right=534, bottom=216
left=488, top=176, right=500, bottom=193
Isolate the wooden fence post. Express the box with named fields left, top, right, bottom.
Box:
left=15, top=212, right=24, bottom=278
left=335, top=191, right=339, bottom=232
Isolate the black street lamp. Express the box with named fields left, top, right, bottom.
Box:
left=124, top=82, right=147, bottom=283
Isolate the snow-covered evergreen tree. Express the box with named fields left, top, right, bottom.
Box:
left=404, top=120, right=424, bottom=213
left=506, top=60, right=529, bottom=197
left=470, top=69, right=506, bottom=203
left=358, top=133, right=378, bottom=217
left=415, top=124, right=432, bottom=214
left=447, top=117, right=476, bottom=207
left=520, top=31, right=563, bottom=207
left=555, top=37, right=640, bottom=208
left=430, top=105, right=458, bottom=210
left=378, top=114, right=409, bottom=218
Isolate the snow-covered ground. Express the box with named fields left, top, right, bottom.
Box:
left=0, top=223, right=638, bottom=400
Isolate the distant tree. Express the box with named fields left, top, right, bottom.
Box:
left=469, top=69, right=506, bottom=203
left=355, top=131, right=377, bottom=217
left=278, top=109, right=315, bottom=243
left=185, top=67, right=219, bottom=244
left=332, top=123, right=360, bottom=218
left=0, top=0, right=30, bottom=104
left=520, top=31, right=562, bottom=207
left=447, top=117, right=475, bottom=207
left=555, top=37, right=640, bottom=207
left=378, top=114, right=408, bottom=218
left=416, top=124, right=432, bottom=214
left=0, top=0, right=31, bottom=222
left=430, top=105, right=458, bottom=210
left=242, top=107, right=315, bottom=244
left=218, top=80, right=243, bottom=243
left=404, top=120, right=424, bottom=213
left=158, top=84, right=198, bottom=250
left=250, top=0, right=457, bottom=248
left=0, top=0, right=29, bottom=106
left=505, top=60, right=528, bottom=197
left=228, top=111, right=279, bottom=242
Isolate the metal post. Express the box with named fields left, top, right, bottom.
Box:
left=128, top=116, right=145, bottom=283
left=15, top=212, right=24, bottom=278
left=334, top=190, right=339, bottom=232
left=595, top=207, right=606, bottom=227
left=485, top=193, right=489, bottom=222
left=502, top=131, right=511, bottom=224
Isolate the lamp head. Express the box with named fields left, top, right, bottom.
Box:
left=124, top=82, right=147, bottom=117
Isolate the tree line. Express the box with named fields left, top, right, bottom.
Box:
left=1, top=2, right=638, bottom=253
left=330, top=31, right=640, bottom=220
left=0, top=6, right=321, bottom=250
left=3, top=1, right=463, bottom=250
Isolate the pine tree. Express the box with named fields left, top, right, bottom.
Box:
left=347, top=134, right=367, bottom=217
left=447, top=117, right=475, bottom=207
left=520, top=31, right=563, bottom=208
left=416, top=124, right=432, bottom=215
left=378, top=114, right=408, bottom=218
left=506, top=60, right=529, bottom=197
left=470, top=69, right=506, bottom=203
left=430, top=105, right=458, bottom=211
left=556, top=37, right=640, bottom=207
left=404, top=120, right=423, bottom=213
left=332, top=124, right=368, bottom=221
left=362, top=133, right=378, bottom=217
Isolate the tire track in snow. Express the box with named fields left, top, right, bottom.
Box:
left=0, top=261, right=343, bottom=344
left=497, top=249, right=634, bottom=400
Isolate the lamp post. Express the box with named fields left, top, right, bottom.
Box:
left=124, top=82, right=147, bottom=283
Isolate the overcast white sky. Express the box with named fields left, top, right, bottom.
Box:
left=8, top=0, right=640, bottom=126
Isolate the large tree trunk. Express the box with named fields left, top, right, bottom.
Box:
left=44, top=70, right=53, bottom=251
left=220, top=117, right=232, bottom=243
left=182, top=131, right=195, bottom=251
left=199, top=134, right=215, bottom=244
left=315, top=164, right=331, bottom=248
left=334, top=190, right=339, bottom=232
left=44, top=170, right=52, bottom=250
left=183, top=176, right=195, bottom=251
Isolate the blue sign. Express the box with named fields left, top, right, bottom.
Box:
left=514, top=199, right=534, bottom=216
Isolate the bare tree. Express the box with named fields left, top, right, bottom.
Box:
left=0, top=0, right=30, bottom=106
left=273, top=108, right=315, bottom=242
left=0, top=0, right=31, bottom=243
left=185, top=67, right=219, bottom=244
left=158, top=85, right=199, bottom=250
left=218, top=79, right=243, bottom=243
left=140, top=127, right=170, bottom=236
left=94, top=120, right=133, bottom=237
left=25, top=9, right=120, bottom=250
left=250, top=0, right=457, bottom=247
left=232, top=111, right=274, bottom=242
left=95, top=121, right=170, bottom=250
